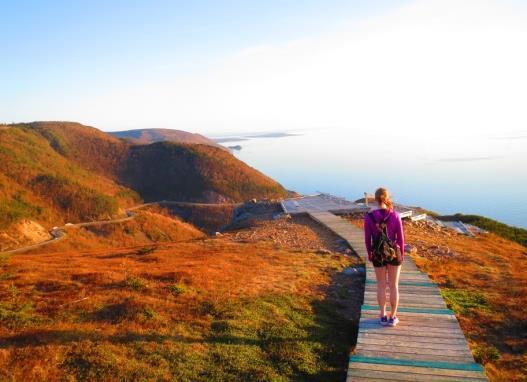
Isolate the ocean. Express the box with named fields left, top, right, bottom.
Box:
left=219, top=127, right=527, bottom=228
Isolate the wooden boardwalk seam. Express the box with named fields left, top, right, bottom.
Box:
left=307, top=211, right=488, bottom=382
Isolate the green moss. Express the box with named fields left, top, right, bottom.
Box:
left=441, top=289, right=490, bottom=315
left=124, top=276, right=148, bottom=291
left=0, top=302, right=40, bottom=330
left=167, top=283, right=188, bottom=295
left=473, top=344, right=501, bottom=364
left=204, top=294, right=353, bottom=381
left=57, top=293, right=353, bottom=380
left=62, top=342, right=120, bottom=381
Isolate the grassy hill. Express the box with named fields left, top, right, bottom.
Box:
left=123, top=142, right=287, bottom=203
left=110, top=128, right=226, bottom=151
left=0, top=122, right=287, bottom=233
left=0, top=123, right=136, bottom=229
left=0, top=210, right=359, bottom=381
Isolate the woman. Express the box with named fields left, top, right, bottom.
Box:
left=364, top=187, right=405, bottom=327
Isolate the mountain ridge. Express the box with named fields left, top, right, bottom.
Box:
left=109, top=128, right=226, bottom=150
left=0, top=122, right=287, bottom=233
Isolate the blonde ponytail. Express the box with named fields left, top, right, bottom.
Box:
left=375, top=187, right=393, bottom=210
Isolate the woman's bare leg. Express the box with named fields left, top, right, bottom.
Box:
left=387, top=264, right=402, bottom=317
left=374, top=266, right=387, bottom=317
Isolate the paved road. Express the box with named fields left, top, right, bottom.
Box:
left=0, top=200, right=241, bottom=255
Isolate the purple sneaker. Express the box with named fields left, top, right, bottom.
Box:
left=379, top=316, right=388, bottom=326
left=388, top=316, right=399, bottom=327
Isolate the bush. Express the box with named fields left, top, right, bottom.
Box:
left=0, top=302, right=39, bottom=330
left=167, top=283, right=188, bottom=295
left=473, top=345, right=501, bottom=364
left=124, top=276, right=148, bottom=291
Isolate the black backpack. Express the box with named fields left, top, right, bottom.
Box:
left=368, top=211, right=398, bottom=265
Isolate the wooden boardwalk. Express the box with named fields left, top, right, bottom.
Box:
left=308, top=211, right=488, bottom=382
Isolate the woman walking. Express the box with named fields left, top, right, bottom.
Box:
left=364, top=187, right=405, bottom=327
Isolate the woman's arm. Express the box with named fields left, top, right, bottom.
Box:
left=364, top=215, right=373, bottom=262
left=396, top=213, right=405, bottom=261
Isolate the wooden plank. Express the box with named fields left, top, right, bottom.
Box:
left=362, top=296, right=447, bottom=305
left=362, top=300, right=448, bottom=309
left=357, top=344, right=472, bottom=357
left=347, top=369, right=488, bottom=382
left=358, top=329, right=466, bottom=340
left=349, top=357, right=484, bottom=373
left=359, top=328, right=465, bottom=339
left=360, top=312, right=458, bottom=324
left=365, top=279, right=437, bottom=286
left=358, top=333, right=470, bottom=345
left=359, top=321, right=463, bottom=333
left=361, top=310, right=457, bottom=320
left=359, top=317, right=461, bottom=330
left=365, top=288, right=442, bottom=296
left=364, top=291, right=446, bottom=302
left=362, top=301, right=449, bottom=310
left=361, top=305, right=453, bottom=315
left=357, top=336, right=471, bottom=350
left=349, top=362, right=486, bottom=379
left=357, top=327, right=464, bottom=338
left=358, top=350, right=474, bottom=364
left=359, top=319, right=460, bottom=331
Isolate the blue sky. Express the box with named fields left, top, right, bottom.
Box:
left=1, top=0, right=526, bottom=135
left=2, top=1, right=405, bottom=95
left=1, top=0, right=408, bottom=131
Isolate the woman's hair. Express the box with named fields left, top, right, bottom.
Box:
left=375, top=187, right=393, bottom=210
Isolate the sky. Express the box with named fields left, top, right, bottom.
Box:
left=1, top=0, right=527, bottom=137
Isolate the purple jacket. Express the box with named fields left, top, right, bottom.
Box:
left=364, top=208, right=405, bottom=262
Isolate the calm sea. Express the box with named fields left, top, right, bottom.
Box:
left=219, top=127, right=527, bottom=228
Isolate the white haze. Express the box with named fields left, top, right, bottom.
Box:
left=9, top=0, right=527, bottom=142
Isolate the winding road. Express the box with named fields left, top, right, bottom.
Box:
left=0, top=201, right=242, bottom=255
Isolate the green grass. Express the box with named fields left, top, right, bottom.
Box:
left=441, top=289, right=490, bottom=316
left=63, top=293, right=353, bottom=381
left=0, top=193, right=43, bottom=229
left=473, top=344, right=501, bottom=364
left=31, top=174, right=119, bottom=221
left=167, top=283, right=188, bottom=295
left=124, top=276, right=148, bottom=291
left=62, top=342, right=121, bottom=381
left=438, top=213, right=527, bottom=247
left=203, top=294, right=353, bottom=381
left=0, top=302, right=40, bottom=330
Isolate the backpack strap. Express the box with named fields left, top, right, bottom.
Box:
left=368, top=210, right=391, bottom=225
left=380, top=210, right=392, bottom=224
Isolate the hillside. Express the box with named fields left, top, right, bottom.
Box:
left=0, top=209, right=361, bottom=381
left=110, top=128, right=226, bottom=150
left=0, top=122, right=287, bottom=241
left=122, top=142, right=287, bottom=203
